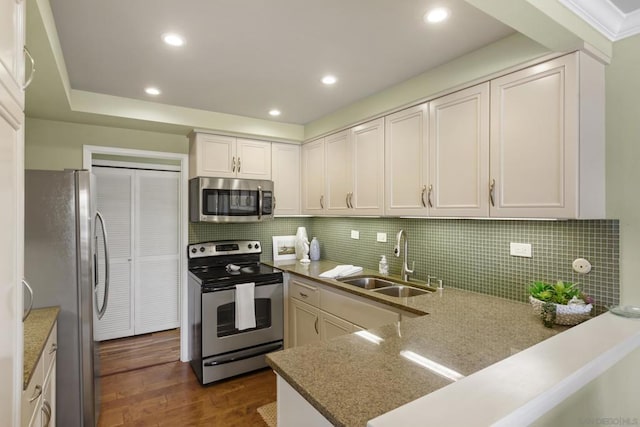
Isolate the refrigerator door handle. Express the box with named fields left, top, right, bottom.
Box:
left=95, top=211, right=110, bottom=320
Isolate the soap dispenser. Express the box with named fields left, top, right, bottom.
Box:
left=379, top=255, right=389, bottom=275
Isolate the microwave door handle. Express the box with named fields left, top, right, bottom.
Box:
left=258, top=185, right=263, bottom=220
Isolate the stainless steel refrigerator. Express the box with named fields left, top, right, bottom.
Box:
left=25, top=170, right=110, bottom=427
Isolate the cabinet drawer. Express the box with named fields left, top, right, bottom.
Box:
left=320, top=288, right=399, bottom=329
left=290, top=279, right=319, bottom=307
left=42, top=324, right=57, bottom=380
left=22, top=357, right=44, bottom=427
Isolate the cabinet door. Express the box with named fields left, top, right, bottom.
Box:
left=301, top=138, right=326, bottom=214
left=325, top=131, right=351, bottom=214
left=134, top=170, right=180, bottom=334
left=0, top=0, right=25, bottom=109
left=290, top=298, right=320, bottom=347
left=429, top=83, right=489, bottom=217
left=319, top=311, right=354, bottom=341
left=194, top=134, right=236, bottom=178
left=236, top=138, right=272, bottom=179
left=351, top=118, right=384, bottom=215
left=384, top=104, right=429, bottom=216
left=93, top=168, right=135, bottom=340
left=271, top=143, right=300, bottom=215
left=490, top=55, right=578, bottom=218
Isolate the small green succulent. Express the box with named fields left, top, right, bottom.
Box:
left=529, top=280, right=583, bottom=305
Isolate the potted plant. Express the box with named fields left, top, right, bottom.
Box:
left=528, top=281, right=593, bottom=327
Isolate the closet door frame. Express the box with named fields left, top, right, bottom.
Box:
left=83, top=146, right=189, bottom=362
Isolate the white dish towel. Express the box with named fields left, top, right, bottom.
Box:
left=319, top=265, right=363, bottom=279
left=235, top=282, right=256, bottom=330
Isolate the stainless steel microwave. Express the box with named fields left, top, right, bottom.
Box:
left=189, top=177, right=274, bottom=223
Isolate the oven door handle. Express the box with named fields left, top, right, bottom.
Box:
left=203, top=342, right=283, bottom=367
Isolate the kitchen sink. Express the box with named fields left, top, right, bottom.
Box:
left=338, top=275, right=432, bottom=298
left=338, top=276, right=399, bottom=289
left=372, top=286, right=430, bottom=297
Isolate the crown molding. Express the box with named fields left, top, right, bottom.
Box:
left=559, top=0, right=640, bottom=41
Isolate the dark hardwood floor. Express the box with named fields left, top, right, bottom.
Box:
left=97, top=329, right=275, bottom=426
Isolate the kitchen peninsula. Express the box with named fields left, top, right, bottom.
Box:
left=266, top=260, right=564, bottom=426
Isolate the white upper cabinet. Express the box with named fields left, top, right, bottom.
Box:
left=189, top=132, right=271, bottom=180
left=489, top=52, right=604, bottom=219
left=429, top=83, right=490, bottom=217
left=272, top=143, right=301, bottom=215
left=325, top=130, right=352, bottom=214
left=302, top=137, right=326, bottom=214
left=384, top=104, right=429, bottom=216
left=350, top=118, right=384, bottom=215
left=0, top=0, right=26, bottom=109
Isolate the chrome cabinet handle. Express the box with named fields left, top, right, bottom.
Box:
left=237, top=157, right=241, bottom=173
left=232, top=157, right=236, bottom=172
left=48, top=343, right=57, bottom=355
left=95, top=211, right=110, bottom=320
left=42, top=401, right=52, bottom=427
left=29, top=385, right=42, bottom=403
left=320, top=195, right=324, bottom=209
left=489, top=179, right=496, bottom=207
left=314, top=317, right=319, bottom=334
left=421, top=185, right=427, bottom=208
left=299, top=292, right=308, bottom=298
left=23, top=46, right=36, bottom=90
left=345, top=193, right=350, bottom=208
left=427, top=184, right=433, bottom=208
left=348, top=192, right=354, bottom=208
left=22, top=279, right=34, bottom=321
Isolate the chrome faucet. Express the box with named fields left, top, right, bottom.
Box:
left=394, top=229, right=414, bottom=281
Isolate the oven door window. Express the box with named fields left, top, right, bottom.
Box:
left=203, top=189, right=258, bottom=216
left=217, top=298, right=272, bottom=337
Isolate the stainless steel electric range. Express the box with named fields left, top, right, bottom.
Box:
left=187, top=240, right=284, bottom=385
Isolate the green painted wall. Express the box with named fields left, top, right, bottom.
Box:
left=606, top=34, right=640, bottom=305
left=25, top=117, right=188, bottom=170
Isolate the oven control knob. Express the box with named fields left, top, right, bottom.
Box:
left=254, top=244, right=259, bottom=249
left=199, top=247, right=205, bottom=252
left=191, top=248, right=197, bottom=254
left=248, top=244, right=252, bottom=249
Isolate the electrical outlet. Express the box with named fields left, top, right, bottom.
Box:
left=510, top=242, right=532, bottom=258
left=351, top=230, right=360, bottom=240
left=376, top=232, right=387, bottom=243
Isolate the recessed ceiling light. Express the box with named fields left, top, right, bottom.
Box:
left=162, top=33, right=185, bottom=47
left=269, top=109, right=281, bottom=117
left=321, top=75, right=337, bottom=85
left=145, top=87, right=161, bottom=96
left=424, top=7, right=449, bottom=24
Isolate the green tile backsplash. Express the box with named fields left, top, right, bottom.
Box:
left=190, top=217, right=619, bottom=312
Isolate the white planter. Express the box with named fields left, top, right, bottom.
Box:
left=529, top=296, right=593, bottom=325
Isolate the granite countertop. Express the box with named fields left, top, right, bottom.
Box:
left=266, top=260, right=567, bottom=427
left=23, top=306, right=59, bottom=389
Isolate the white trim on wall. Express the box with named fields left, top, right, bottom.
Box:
left=83, top=145, right=190, bottom=362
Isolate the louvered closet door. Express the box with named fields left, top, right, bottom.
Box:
left=94, top=168, right=135, bottom=341
left=134, top=170, right=180, bottom=334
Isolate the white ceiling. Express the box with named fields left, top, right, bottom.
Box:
left=559, top=0, right=640, bottom=41
left=47, top=0, right=515, bottom=125
left=610, top=0, right=640, bottom=14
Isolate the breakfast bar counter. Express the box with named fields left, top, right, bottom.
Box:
left=266, top=260, right=565, bottom=426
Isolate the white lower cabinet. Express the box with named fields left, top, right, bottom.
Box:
left=277, top=374, right=332, bottom=427
left=288, top=276, right=401, bottom=348
left=22, top=323, right=57, bottom=427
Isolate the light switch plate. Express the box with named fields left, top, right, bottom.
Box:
left=376, top=232, right=387, bottom=243
left=510, top=242, right=532, bottom=258
left=351, top=230, right=360, bottom=239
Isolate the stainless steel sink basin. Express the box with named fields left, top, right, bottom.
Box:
left=339, top=275, right=432, bottom=298
left=338, top=276, right=398, bottom=289
left=372, top=286, right=430, bottom=297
